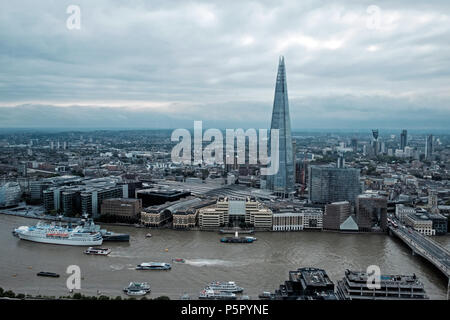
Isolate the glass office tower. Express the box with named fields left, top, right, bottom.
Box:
left=266, top=56, right=295, bottom=197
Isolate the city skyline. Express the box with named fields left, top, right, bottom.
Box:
left=1, top=1, right=450, bottom=129
left=0, top=1, right=449, bottom=308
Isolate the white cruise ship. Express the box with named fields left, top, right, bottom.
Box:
left=15, top=225, right=102, bottom=246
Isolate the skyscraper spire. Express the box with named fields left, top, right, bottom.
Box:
left=266, top=56, right=295, bottom=197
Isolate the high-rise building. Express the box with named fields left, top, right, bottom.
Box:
left=266, top=56, right=295, bottom=197
left=400, top=129, right=407, bottom=150
left=425, top=134, right=433, bottom=159
left=100, top=198, right=143, bottom=223
left=0, top=182, right=21, bottom=208
left=323, top=201, right=352, bottom=230
left=371, top=129, right=379, bottom=156
left=350, top=138, right=358, bottom=152
left=336, top=154, right=345, bottom=168
left=356, top=193, right=387, bottom=232
left=308, top=166, right=361, bottom=205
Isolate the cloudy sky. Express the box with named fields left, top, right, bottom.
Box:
left=0, top=0, right=449, bottom=130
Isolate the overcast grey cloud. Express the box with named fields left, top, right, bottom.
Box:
left=0, top=0, right=449, bottom=130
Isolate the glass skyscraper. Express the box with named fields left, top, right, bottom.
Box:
left=308, top=166, right=361, bottom=205
left=266, top=56, right=295, bottom=197
left=425, top=134, right=433, bottom=159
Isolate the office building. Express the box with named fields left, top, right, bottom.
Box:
left=0, top=182, right=21, bottom=208
left=425, top=134, right=433, bottom=159
left=100, top=198, right=143, bottom=223
left=141, top=197, right=213, bottom=228
left=136, top=187, right=190, bottom=207
left=266, top=56, right=295, bottom=198
left=172, top=198, right=215, bottom=229
left=308, top=166, right=361, bottom=205
left=356, top=193, right=387, bottom=232
left=261, top=268, right=338, bottom=300
left=350, top=138, right=358, bottom=152
left=428, top=213, right=447, bottom=235
left=400, top=129, right=407, bottom=150
left=272, top=208, right=323, bottom=231
left=404, top=212, right=434, bottom=236
left=337, top=270, right=428, bottom=300
left=395, top=204, right=416, bottom=223
left=323, top=201, right=352, bottom=230
left=272, top=212, right=304, bottom=231
left=198, top=196, right=272, bottom=230
left=42, top=177, right=127, bottom=217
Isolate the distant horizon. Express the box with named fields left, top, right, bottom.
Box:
left=0, top=126, right=448, bottom=135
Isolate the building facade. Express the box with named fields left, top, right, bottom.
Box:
left=308, top=166, right=361, bottom=205
left=323, top=201, right=352, bottom=230
left=425, top=134, right=433, bottom=159
left=100, top=198, right=142, bottom=223
left=198, top=196, right=273, bottom=230
left=404, top=213, right=434, bottom=236
left=356, top=193, right=387, bottom=232
left=400, top=129, right=407, bottom=150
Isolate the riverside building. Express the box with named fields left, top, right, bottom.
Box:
left=336, top=270, right=428, bottom=300
left=198, top=196, right=273, bottom=230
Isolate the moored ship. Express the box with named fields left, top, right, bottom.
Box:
left=12, top=215, right=129, bottom=243
left=78, top=215, right=130, bottom=242
left=206, top=281, right=243, bottom=293
left=220, top=236, right=256, bottom=243
left=220, top=230, right=256, bottom=243
left=15, top=225, right=102, bottom=246
left=136, top=262, right=172, bottom=270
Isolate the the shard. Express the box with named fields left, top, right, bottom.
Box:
left=266, top=56, right=295, bottom=197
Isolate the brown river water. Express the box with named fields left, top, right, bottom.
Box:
left=0, top=215, right=449, bottom=299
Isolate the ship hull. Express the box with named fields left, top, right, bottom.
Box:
left=102, top=233, right=130, bottom=242
left=18, top=233, right=102, bottom=246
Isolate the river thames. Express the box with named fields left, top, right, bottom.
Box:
left=1, top=215, right=449, bottom=299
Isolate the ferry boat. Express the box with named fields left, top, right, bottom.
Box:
left=123, top=282, right=151, bottom=296
left=206, top=281, right=243, bottom=293
left=180, top=293, right=191, bottom=300
left=220, top=230, right=256, bottom=243
left=84, top=247, right=111, bottom=255
left=220, top=236, right=256, bottom=243
left=199, top=289, right=237, bottom=300
left=37, top=271, right=60, bottom=278
left=136, top=262, right=172, bottom=270
left=125, top=289, right=148, bottom=296
left=15, top=225, right=103, bottom=246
